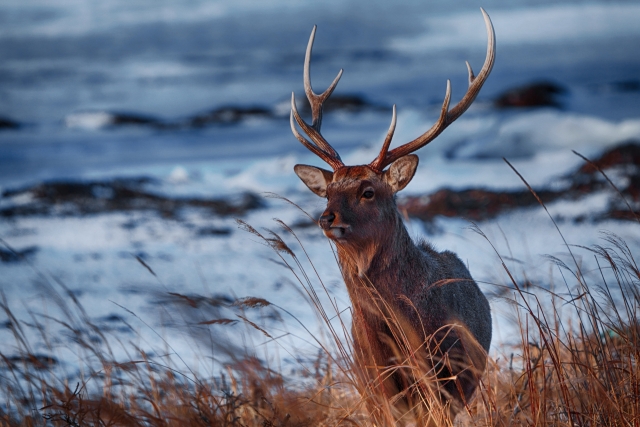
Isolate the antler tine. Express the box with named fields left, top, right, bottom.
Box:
left=304, top=25, right=344, bottom=132
left=291, top=93, right=342, bottom=161
left=291, top=94, right=344, bottom=170
left=370, top=104, right=397, bottom=172
left=374, top=8, right=495, bottom=170
left=447, top=8, right=495, bottom=121
left=290, top=26, right=345, bottom=170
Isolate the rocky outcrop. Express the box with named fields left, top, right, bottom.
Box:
left=1, top=178, right=264, bottom=219
left=398, top=142, right=640, bottom=223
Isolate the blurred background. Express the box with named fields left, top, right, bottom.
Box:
left=1, top=0, right=639, bottom=185
left=1, top=0, right=640, bottom=371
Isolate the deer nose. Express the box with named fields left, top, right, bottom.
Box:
left=319, top=212, right=335, bottom=229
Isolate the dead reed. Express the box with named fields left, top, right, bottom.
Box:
left=2, top=170, right=640, bottom=426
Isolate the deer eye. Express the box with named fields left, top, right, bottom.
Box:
left=362, top=189, right=374, bottom=199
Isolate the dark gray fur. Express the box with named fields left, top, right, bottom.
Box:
left=296, top=161, right=492, bottom=420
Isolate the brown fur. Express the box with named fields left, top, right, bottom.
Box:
left=290, top=15, right=495, bottom=422
left=295, top=160, right=492, bottom=423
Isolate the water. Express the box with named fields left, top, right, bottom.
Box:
left=1, top=0, right=640, bottom=187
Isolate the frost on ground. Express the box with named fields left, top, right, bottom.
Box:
left=1, top=137, right=640, bottom=384
left=1, top=0, right=640, bottom=388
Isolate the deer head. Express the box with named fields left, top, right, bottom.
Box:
left=291, top=9, right=495, bottom=245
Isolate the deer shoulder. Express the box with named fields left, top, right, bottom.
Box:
left=289, top=9, right=495, bottom=423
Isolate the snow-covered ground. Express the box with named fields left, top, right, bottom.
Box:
left=1, top=0, right=640, bottom=383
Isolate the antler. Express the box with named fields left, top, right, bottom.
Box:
left=369, top=8, right=496, bottom=172
left=290, top=25, right=345, bottom=171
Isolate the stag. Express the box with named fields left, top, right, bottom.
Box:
left=290, top=9, right=495, bottom=423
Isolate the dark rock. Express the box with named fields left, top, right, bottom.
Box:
left=626, top=175, right=640, bottom=201
left=0, top=178, right=264, bottom=218
left=494, top=81, right=567, bottom=109
left=197, top=226, right=232, bottom=237
left=577, top=141, right=640, bottom=173
left=605, top=210, right=640, bottom=222
left=100, top=314, right=125, bottom=323
left=0, top=117, right=20, bottom=130
left=322, top=94, right=373, bottom=113
left=611, top=80, right=640, bottom=93
left=571, top=142, right=640, bottom=202
left=187, top=192, right=264, bottom=216
left=110, top=112, right=164, bottom=127
left=596, top=80, right=640, bottom=93
left=66, top=106, right=276, bottom=130
left=400, top=141, right=640, bottom=223
left=188, top=106, right=273, bottom=127
left=154, top=292, right=235, bottom=308
left=6, top=354, right=57, bottom=370
left=399, top=188, right=561, bottom=222
left=63, top=96, right=385, bottom=132
left=293, top=94, right=384, bottom=115
left=588, top=143, right=640, bottom=221
left=0, top=246, right=38, bottom=262
left=64, top=111, right=172, bottom=130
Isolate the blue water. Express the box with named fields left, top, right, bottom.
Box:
left=1, top=0, right=640, bottom=190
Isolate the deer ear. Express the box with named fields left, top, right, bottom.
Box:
left=384, top=154, right=419, bottom=193
left=294, top=164, right=333, bottom=197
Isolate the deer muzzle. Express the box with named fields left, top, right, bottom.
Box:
left=319, top=212, right=351, bottom=240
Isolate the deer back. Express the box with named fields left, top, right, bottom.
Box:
left=288, top=10, right=495, bottom=420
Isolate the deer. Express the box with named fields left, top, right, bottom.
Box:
left=289, top=9, right=495, bottom=424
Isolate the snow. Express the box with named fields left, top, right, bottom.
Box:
left=390, top=4, right=640, bottom=53
left=1, top=0, right=640, bottom=384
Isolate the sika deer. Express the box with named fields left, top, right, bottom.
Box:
left=290, top=9, right=495, bottom=423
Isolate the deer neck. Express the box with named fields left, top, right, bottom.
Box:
left=335, top=210, right=416, bottom=298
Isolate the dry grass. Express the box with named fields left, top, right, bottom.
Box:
left=2, top=188, right=640, bottom=426
left=460, top=230, right=640, bottom=427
